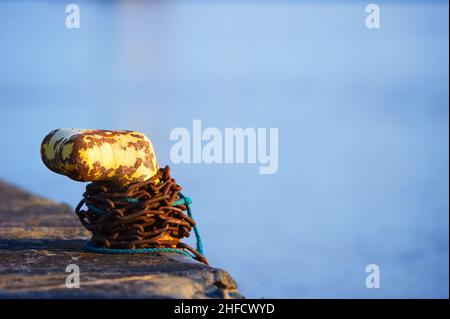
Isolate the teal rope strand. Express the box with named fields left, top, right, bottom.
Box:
left=84, top=242, right=195, bottom=259
left=84, top=192, right=205, bottom=260
left=87, top=197, right=139, bottom=214
left=121, top=198, right=140, bottom=203
left=86, top=204, right=105, bottom=215
left=179, top=192, right=204, bottom=256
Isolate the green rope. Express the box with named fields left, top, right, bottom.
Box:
left=84, top=192, right=205, bottom=259
left=84, top=242, right=195, bottom=259
left=179, top=193, right=204, bottom=255
left=86, top=203, right=105, bottom=215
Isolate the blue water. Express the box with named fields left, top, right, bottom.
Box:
left=0, top=1, right=448, bottom=298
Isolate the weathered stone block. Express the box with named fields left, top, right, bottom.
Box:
left=0, top=180, right=243, bottom=299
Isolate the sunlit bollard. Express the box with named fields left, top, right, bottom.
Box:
left=41, top=129, right=207, bottom=264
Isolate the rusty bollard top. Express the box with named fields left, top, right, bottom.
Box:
left=40, top=128, right=159, bottom=185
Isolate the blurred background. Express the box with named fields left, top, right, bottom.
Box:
left=0, top=0, right=448, bottom=298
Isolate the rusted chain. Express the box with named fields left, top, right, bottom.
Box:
left=75, top=165, right=208, bottom=264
